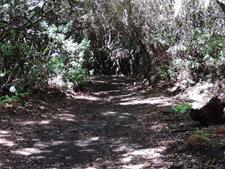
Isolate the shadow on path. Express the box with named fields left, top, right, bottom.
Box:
left=0, top=76, right=179, bottom=169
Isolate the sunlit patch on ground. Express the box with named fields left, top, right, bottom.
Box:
left=72, top=95, right=101, bottom=101
left=0, top=138, right=16, bottom=147
left=33, top=142, right=50, bottom=149
left=74, top=137, right=100, bottom=147
left=51, top=140, right=68, bottom=146
left=113, top=143, right=140, bottom=153
left=119, top=96, right=174, bottom=107
left=101, top=111, right=118, bottom=116
left=110, top=140, right=167, bottom=168
left=118, top=115, right=129, bottom=119
left=120, top=147, right=166, bottom=169
left=11, top=148, right=51, bottom=156
left=11, top=140, right=70, bottom=156
left=54, top=113, right=75, bottom=122
left=117, top=113, right=132, bottom=119
left=0, top=130, right=16, bottom=147
left=122, top=163, right=148, bottom=169
left=122, top=147, right=166, bottom=160
left=16, top=120, right=51, bottom=126
left=0, top=130, right=10, bottom=135
left=85, top=167, right=97, bottom=169
left=93, top=90, right=122, bottom=96
left=110, top=92, right=135, bottom=98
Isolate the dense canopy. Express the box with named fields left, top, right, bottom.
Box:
left=1, top=0, right=225, bottom=89
left=1, top=0, right=225, bottom=168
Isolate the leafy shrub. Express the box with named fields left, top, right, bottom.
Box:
left=0, top=92, right=28, bottom=105
left=184, top=30, right=225, bottom=80
left=0, top=18, right=90, bottom=91
left=153, top=31, right=176, bottom=47
left=42, top=22, right=91, bottom=89
left=194, top=129, right=211, bottom=142
left=167, top=27, right=225, bottom=82
left=188, top=30, right=225, bottom=61
left=0, top=95, right=20, bottom=104
left=171, top=103, right=192, bottom=114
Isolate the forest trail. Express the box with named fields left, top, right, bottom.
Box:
left=0, top=76, right=185, bottom=169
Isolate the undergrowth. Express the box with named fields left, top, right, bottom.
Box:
left=171, top=103, right=192, bottom=114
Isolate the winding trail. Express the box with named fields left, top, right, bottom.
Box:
left=0, top=76, right=179, bottom=169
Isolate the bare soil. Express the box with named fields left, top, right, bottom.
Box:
left=0, top=76, right=225, bottom=169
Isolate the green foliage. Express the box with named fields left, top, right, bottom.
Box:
left=66, top=66, right=89, bottom=87
left=171, top=103, right=192, bottom=114
left=48, top=57, right=65, bottom=74
left=0, top=3, right=90, bottom=90
left=194, top=129, right=211, bottom=142
left=167, top=28, right=225, bottom=82
left=0, top=95, right=20, bottom=104
left=0, top=92, right=28, bottom=105
left=0, top=42, right=14, bottom=56
left=43, top=22, right=91, bottom=88
left=188, top=30, right=225, bottom=61
left=158, top=65, right=170, bottom=81
left=154, top=31, right=176, bottom=47
left=1, top=0, right=225, bottom=89
left=203, top=34, right=225, bottom=60
left=0, top=1, right=92, bottom=91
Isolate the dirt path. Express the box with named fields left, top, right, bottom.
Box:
left=0, top=76, right=193, bottom=169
